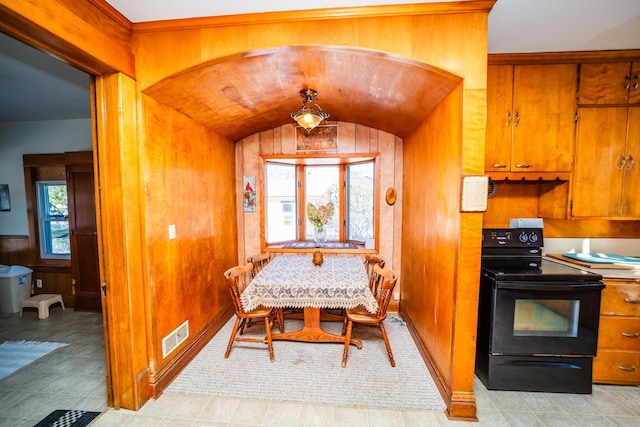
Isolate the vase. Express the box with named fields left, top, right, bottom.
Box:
left=314, top=225, right=326, bottom=247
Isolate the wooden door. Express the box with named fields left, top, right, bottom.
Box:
left=511, top=64, right=577, bottom=172
left=621, top=107, right=640, bottom=217
left=629, top=62, right=640, bottom=105
left=572, top=107, right=628, bottom=217
left=578, top=62, right=632, bottom=105
left=485, top=65, right=514, bottom=172
left=67, top=163, right=101, bottom=311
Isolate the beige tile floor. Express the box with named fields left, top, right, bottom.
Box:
left=1, top=309, right=639, bottom=426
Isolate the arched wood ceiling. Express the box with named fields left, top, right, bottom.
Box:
left=143, top=46, right=462, bottom=141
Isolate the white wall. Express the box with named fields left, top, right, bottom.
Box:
left=0, top=119, right=92, bottom=234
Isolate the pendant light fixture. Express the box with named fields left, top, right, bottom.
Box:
left=291, top=88, right=329, bottom=132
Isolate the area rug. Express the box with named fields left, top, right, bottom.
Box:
left=34, top=409, right=101, bottom=427
left=167, top=315, right=446, bottom=411
left=0, top=340, right=68, bottom=379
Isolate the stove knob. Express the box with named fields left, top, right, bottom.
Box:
left=529, top=232, right=539, bottom=243
left=518, top=232, right=529, bottom=243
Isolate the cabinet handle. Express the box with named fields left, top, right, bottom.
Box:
left=633, top=74, right=640, bottom=90
left=514, top=112, right=520, bottom=127
left=624, top=298, right=640, bottom=303
left=506, top=111, right=512, bottom=126
left=618, top=155, right=627, bottom=170
left=625, top=75, right=631, bottom=91
left=492, top=164, right=507, bottom=168
left=515, top=164, right=530, bottom=169
left=618, top=365, right=636, bottom=372
left=627, top=155, right=635, bottom=170
left=622, top=332, right=640, bottom=338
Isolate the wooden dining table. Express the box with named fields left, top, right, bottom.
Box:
left=240, top=254, right=378, bottom=348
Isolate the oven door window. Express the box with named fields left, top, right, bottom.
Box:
left=513, top=299, right=580, bottom=337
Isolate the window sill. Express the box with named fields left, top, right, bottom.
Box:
left=265, top=241, right=377, bottom=255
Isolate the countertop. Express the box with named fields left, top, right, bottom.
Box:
left=544, top=255, right=640, bottom=281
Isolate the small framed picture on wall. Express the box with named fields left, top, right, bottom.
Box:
left=0, top=185, right=10, bottom=211
left=243, top=176, right=256, bottom=212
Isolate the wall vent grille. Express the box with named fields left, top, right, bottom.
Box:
left=162, top=320, right=189, bottom=358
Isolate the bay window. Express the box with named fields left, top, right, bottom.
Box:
left=263, top=154, right=377, bottom=247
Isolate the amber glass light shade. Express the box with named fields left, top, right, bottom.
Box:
left=291, top=89, right=329, bottom=132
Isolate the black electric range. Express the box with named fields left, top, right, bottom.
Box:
left=476, top=228, right=605, bottom=394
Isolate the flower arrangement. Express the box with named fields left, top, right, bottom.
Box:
left=306, top=202, right=335, bottom=230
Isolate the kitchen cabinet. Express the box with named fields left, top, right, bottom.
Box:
left=485, top=64, right=577, bottom=175
left=578, top=62, right=640, bottom=105
left=571, top=106, right=640, bottom=218
left=593, top=280, right=640, bottom=385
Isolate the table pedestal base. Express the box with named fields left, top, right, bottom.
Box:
left=272, top=307, right=362, bottom=348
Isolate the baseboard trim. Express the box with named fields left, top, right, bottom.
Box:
left=399, top=307, right=477, bottom=421
left=148, top=306, right=234, bottom=398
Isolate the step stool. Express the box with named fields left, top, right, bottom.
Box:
left=19, top=294, right=65, bottom=319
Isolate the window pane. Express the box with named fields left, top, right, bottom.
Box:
left=265, top=164, right=297, bottom=243
left=347, top=162, right=374, bottom=242
left=37, top=182, right=70, bottom=258
left=305, top=166, right=339, bottom=240
left=46, top=220, right=71, bottom=255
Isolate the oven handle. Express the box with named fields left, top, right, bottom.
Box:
left=501, top=360, right=583, bottom=370
left=496, top=282, right=605, bottom=291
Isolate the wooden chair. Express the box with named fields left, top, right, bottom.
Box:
left=364, top=254, right=385, bottom=297
left=246, top=252, right=272, bottom=279
left=341, top=264, right=398, bottom=367
left=223, top=263, right=275, bottom=362
left=246, top=252, right=284, bottom=332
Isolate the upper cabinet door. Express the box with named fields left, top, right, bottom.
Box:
left=621, top=106, right=640, bottom=217
left=572, top=107, right=628, bottom=218
left=578, top=62, right=638, bottom=105
left=511, top=64, right=577, bottom=172
left=485, top=65, right=514, bottom=172
left=629, top=62, right=640, bottom=105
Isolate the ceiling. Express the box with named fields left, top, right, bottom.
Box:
left=1, top=0, right=640, bottom=137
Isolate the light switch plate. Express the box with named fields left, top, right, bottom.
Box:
left=168, top=224, right=176, bottom=240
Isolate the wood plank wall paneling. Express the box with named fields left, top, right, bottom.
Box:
left=0, top=235, right=29, bottom=266
left=140, top=95, right=238, bottom=397
left=401, top=84, right=481, bottom=420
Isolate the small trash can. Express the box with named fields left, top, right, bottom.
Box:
left=0, top=265, right=33, bottom=314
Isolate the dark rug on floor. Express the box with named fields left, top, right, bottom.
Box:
left=34, top=410, right=101, bottom=427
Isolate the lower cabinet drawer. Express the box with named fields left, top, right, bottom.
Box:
left=593, top=349, right=640, bottom=384
left=597, top=316, right=640, bottom=349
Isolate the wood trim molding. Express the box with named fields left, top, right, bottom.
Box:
left=400, top=306, right=478, bottom=422
left=147, top=308, right=234, bottom=397
left=489, top=50, right=640, bottom=65
left=87, top=0, right=132, bottom=30
left=133, top=0, right=496, bottom=32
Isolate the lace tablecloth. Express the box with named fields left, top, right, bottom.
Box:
left=241, top=255, right=378, bottom=314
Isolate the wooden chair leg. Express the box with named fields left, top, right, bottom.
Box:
left=341, top=320, right=353, bottom=367
left=341, top=315, right=348, bottom=336
left=273, top=308, right=285, bottom=333
left=264, top=316, right=275, bottom=362
left=239, top=318, right=249, bottom=335
left=379, top=322, right=396, bottom=367
left=225, top=317, right=242, bottom=359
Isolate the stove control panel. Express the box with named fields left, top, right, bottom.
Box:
left=482, top=228, right=543, bottom=248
